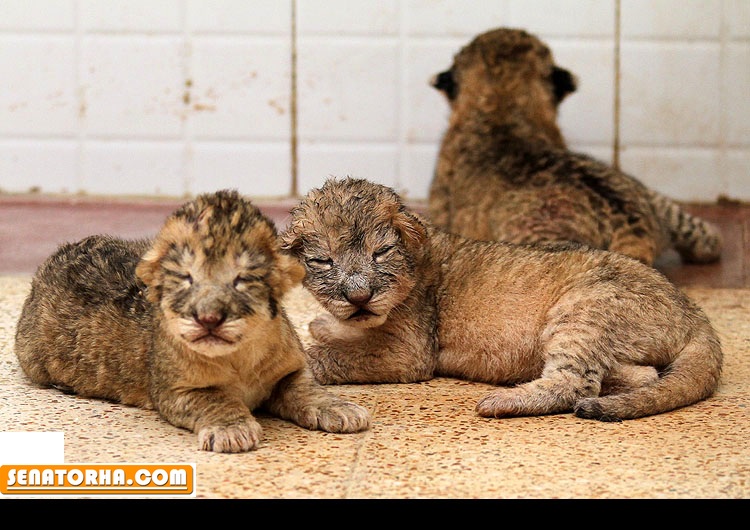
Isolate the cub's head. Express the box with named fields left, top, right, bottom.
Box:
left=136, top=189, right=304, bottom=357
left=280, top=178, right=427, bottom=329
left=431, top=27, right=576, bottom=118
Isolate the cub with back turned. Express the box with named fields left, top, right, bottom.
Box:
left=429, top=27, right=722, bottom=266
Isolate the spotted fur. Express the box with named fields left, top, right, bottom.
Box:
left=15, top=190, right=370, bottom=453
left=429, top=27, right=722, bottom=266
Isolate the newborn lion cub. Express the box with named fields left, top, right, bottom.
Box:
left=15, top=190, right=370, bottom=452
left=281, top=177, right=722, bottom=422
left=429, top=27, right=722, bottom=266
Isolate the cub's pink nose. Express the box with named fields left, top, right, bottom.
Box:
left=194, top=312, right=225, bottom=331
left=345, top=289, right=373, bottom=306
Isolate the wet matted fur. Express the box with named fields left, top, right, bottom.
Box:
left=429, top=27, right=722, bottom=266
left=281, top=177, right=723, bottom=422
left=15, top=190, right=370, bottom=453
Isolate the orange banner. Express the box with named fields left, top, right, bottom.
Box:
left=0, top=463, right=195, bottom=496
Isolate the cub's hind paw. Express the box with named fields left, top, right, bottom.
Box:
left=298, top=401, right=371, bottom=433
left=476, top=386, right=575, bottom=418
left=198, top=418, right=264, bottom=453
left=573, top=398, right=622, bottom=422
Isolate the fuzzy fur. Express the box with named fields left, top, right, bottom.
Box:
left=15, top=190, right=370, bottom=453
left=281, top=177, right=723, bottom=422
left=429, top=27, right=722, bottom=266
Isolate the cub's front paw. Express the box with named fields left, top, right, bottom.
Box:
left=298, top=400, right=371, bottom=433
left=475, top=388, right=520, bottom=418
left=309, top=314, right=338, bottom=342
left=197, top=417, right=263, bottom=453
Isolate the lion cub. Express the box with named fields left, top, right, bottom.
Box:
left=15, top=190, right=370, bottom=452
left=281, top=177, right=723, bottom=422
left=429, top=27, right=722, bottom=266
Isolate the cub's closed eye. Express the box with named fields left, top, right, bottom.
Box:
left=233, top=275, right=263, bottom=288
left=306, top=257, right=333, bottom=270
left=166, top=271, right=193, bottom=285
left=373, top=245, right=395, bottom=262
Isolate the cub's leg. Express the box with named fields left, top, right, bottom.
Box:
left=263, top=369, right=371, bottom=433
left=306, top=313, right=436, bottom=384
left=476, top=326, right=607, bottom=418
left=600, top=364, right=659, bottom=395
left=155, top=388, right=263, bottom=453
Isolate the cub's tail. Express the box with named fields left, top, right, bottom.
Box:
left=648, top=189, right=723, bottom=263
left=574, top=319, right=723, bottom=421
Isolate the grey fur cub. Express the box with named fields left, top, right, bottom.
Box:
left=281, top=177, right=723, bottom=422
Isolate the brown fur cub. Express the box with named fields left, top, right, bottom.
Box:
left=429, top=27, right=722, bottom=266
left=14, top=190, right=370, bottom=452
left=280, top=177, right=723, bottom=422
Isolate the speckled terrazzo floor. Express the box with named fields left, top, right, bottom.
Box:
left=0, top=275, right=748, bottom=499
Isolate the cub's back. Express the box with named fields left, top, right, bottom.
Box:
left=14, top=235, right=155, bottom=407
left=434, top=233, right=706, bottom=364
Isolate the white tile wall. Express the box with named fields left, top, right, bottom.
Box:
left=0, top=35, right=78, bottom=136
left=186, top=0, right=291, bottom=34
left=79, top=0, right=183, bottom=32
left=189, top=36, right=291, bottom=141
left=80, top=36, right=186, bottom=139
left=296, top=38, right=400, bottom=142
left=0, top=0, right=747, bottom=202
left=619, top=42, right=721, bottom=146
left=81, top=140, right=186, bottom=197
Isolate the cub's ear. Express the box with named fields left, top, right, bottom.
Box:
left=430, top=70, right=458, bottom=100
left=393, top=209, right=428, bottom=253
left=135, top=248, right=163, bottom=303
left=267, top=252, right=305, bottom=300
left=279, top=227, right=301, bottom=256
left=278, top=252, right=305, bottom=292
left=551, top=66, right=577, bottom=103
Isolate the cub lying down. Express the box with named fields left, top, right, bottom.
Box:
left=15, top=190, right=370, bottom=452
left=280, top=177, right=723, bottom=421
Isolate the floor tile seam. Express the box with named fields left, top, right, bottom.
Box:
left=341, top=399, right=381, bottom=498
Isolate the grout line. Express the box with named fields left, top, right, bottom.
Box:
left=289, top=0, right=299, bottom=198
left=180, top=0, right=193, bottom=197
left=73, top=0, right=84, bottom=194
left=612, top=0, right=621, bottom=171
left=395, top=1, right=407, bottom=195
left=717, top=0, right=730, bottom=200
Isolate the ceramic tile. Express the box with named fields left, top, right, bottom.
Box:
left=79, top=0, right=183, bottom=32
left=621, top=0, right=721, bottom=39
left=80, top=36, right=186, bottom=139
left=81, top=140, right=186, bottom=196
left=297, top=0, right=398, bottom=35
left=187, top=0, right=291, bottom=34
left=189, top=36, right=291, bottom=140
left=190, top=141, right=292, bottom=197
left=0, top=0, right=75, bottom=30
left=0, top=140, right=78, bottom=194
left=296, top=38, right=399, bottom=142
left=0, top=36, right=78, bottom=136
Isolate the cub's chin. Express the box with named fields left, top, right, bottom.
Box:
left=186, top=339, right=240, bottom=358
left=342, top=310, right=388, bottom=329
